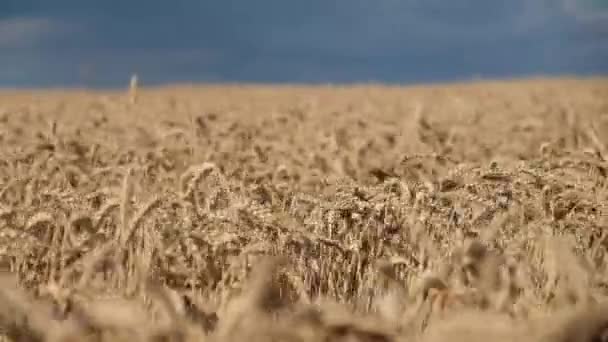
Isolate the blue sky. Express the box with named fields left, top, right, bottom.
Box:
left=0, top=0, right=607, bottom=88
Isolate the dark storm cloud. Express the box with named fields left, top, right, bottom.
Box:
left=0, top=0, right=607, bottom=87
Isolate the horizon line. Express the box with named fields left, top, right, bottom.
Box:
left=1, top=73, right=607, bottom=93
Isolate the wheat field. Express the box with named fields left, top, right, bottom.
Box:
left=0, top=77, right=608, bottom=341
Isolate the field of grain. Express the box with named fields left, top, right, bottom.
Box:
left=0, top=77, right=608, bottom=341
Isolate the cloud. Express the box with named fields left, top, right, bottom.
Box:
left=0, top=16, right=69, bottom=48
left=0, top=47, right=224, bottom=88
left=248, top=0, right=578, bottom=60
left=562, top=0, right=608, bottom=22
left=0, top=0, right=606, bottom=87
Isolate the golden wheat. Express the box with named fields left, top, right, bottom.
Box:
left=0, top=77, right=606, bottom=341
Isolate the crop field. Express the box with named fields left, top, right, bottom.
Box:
left=0, top=77, right=608, bottom=341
